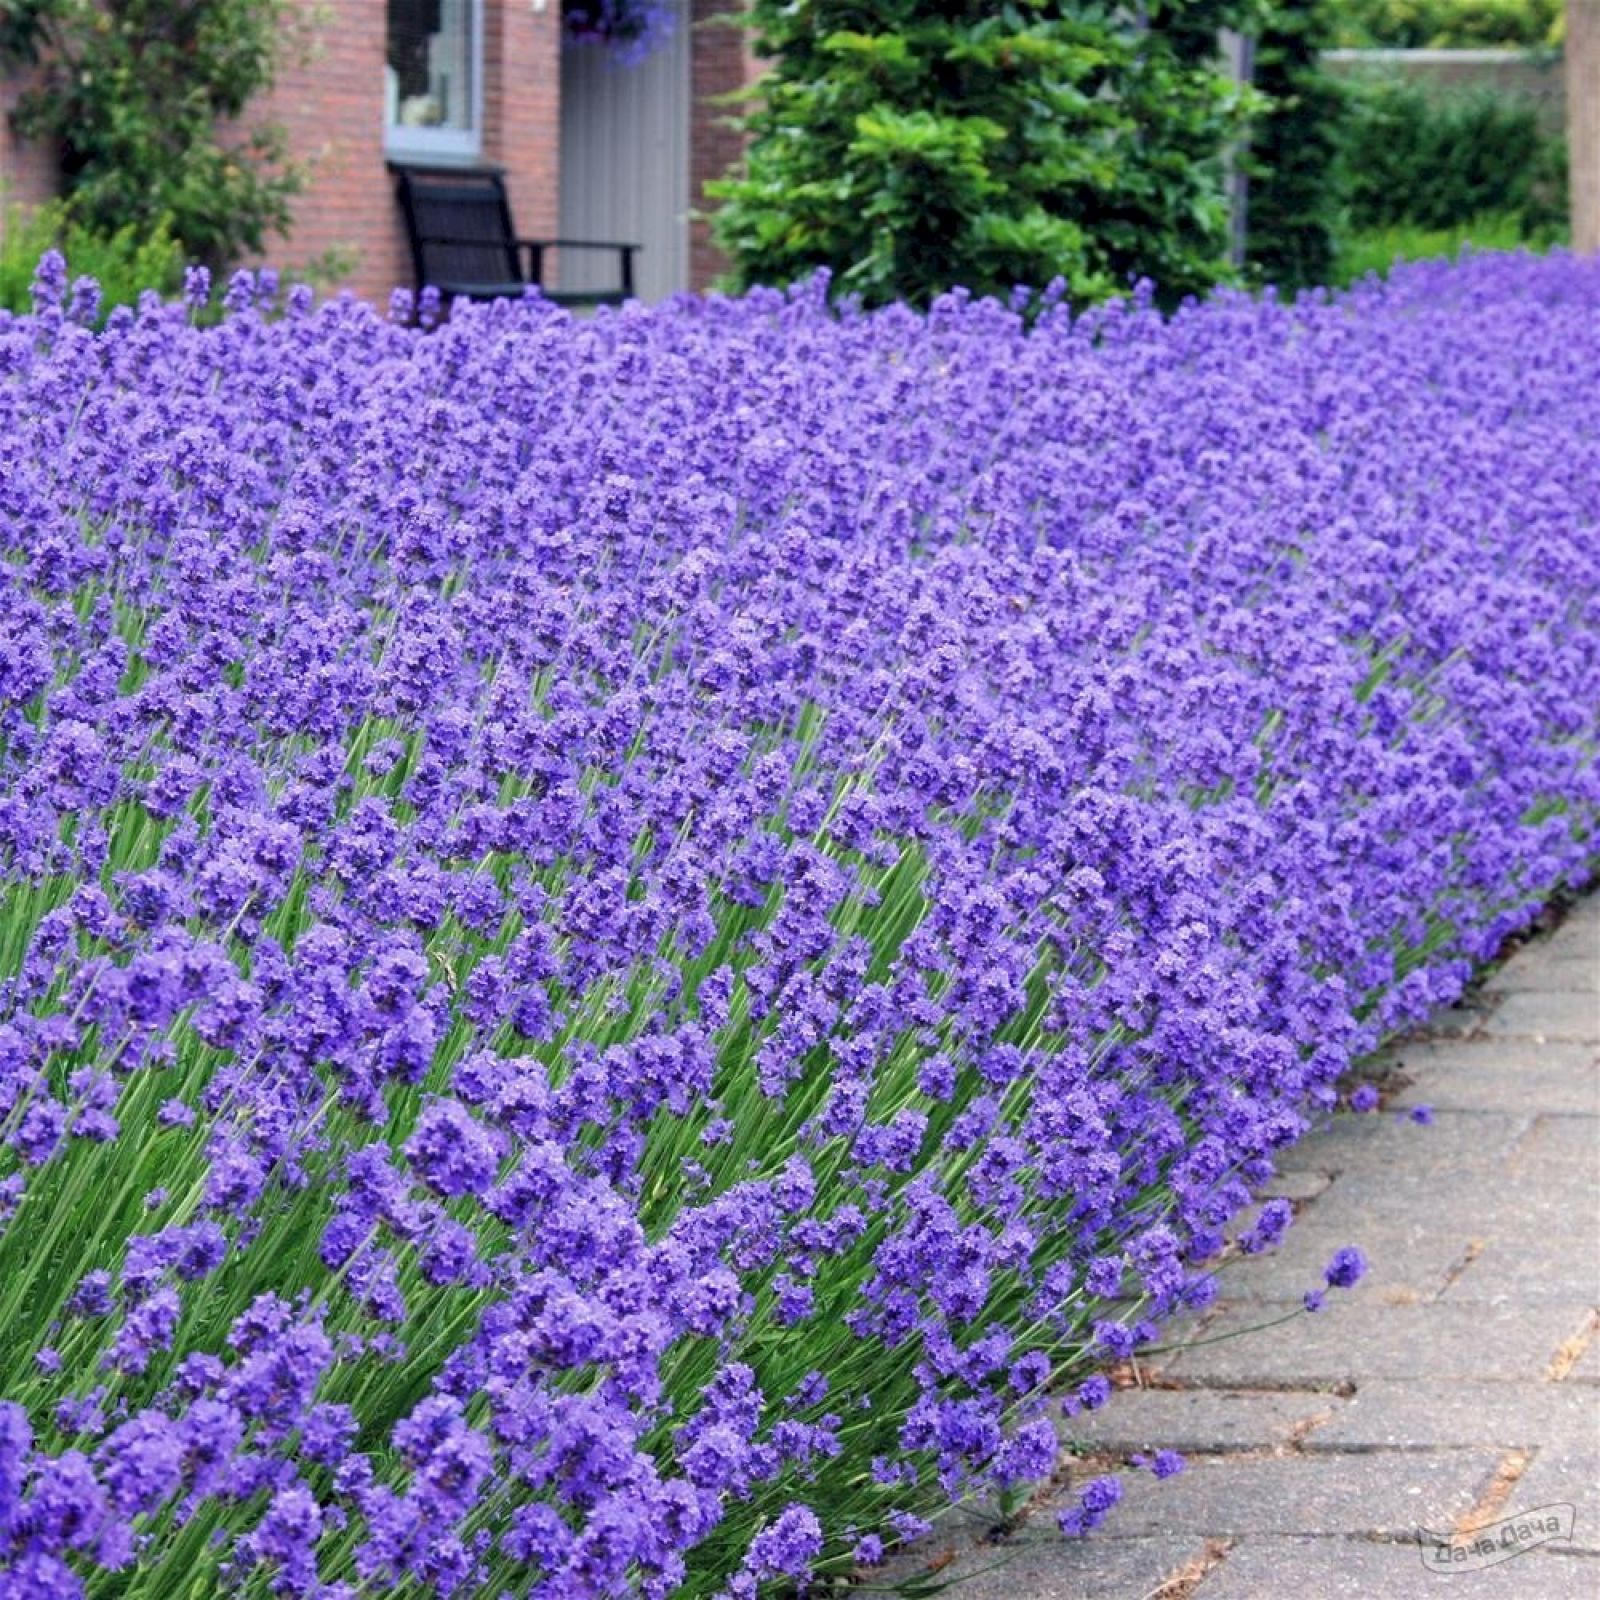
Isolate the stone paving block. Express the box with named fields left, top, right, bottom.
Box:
left=1487, top=948, right=1600, bottom=994
left=1509, top=1113, right=1600, bottom=1177
left=1308, top=1381, right=1600, bottom=1453
left=1509, top=1453, right=1600, bottom=1554
left=1384, top=1041, right=1599, bottom=1117
left=1274, top=1110, right=1529, bottom=1177
left=1257, top=1167, right=1334, bottom=1202
left=1160, top=1301, right=1594, bottom=1386
left=1079, top=1450, right=1496, bottom=1539
left=1057, top=1387, right=1345, bottom=1455
left=1484, top=991, right=1600, bottom=1045
left=873, top=1533, right=1201, bottom=1600
left=1193, top=1536, right=1598, bottom=1600
left=1298, top=1168, right=1573, bottom=1240
left=1415, top=998, right=1496, bottom=1040
left=1209, top=1220, right=1468, bottom=1307
left=1440, top=1234, right=1600, bottom=1305
left=1542, top=917, right=1600, bottom=968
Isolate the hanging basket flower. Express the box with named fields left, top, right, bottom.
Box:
left=562, top=0, right=676, bottom=65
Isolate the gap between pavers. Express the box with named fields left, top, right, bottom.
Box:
left=1306, top=1381, right=1600, bottom=1453
left=1057, top=1386, right=1346, bottom=1455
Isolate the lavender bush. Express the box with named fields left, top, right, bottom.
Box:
left=0, top=252, right=1596, bottom=1598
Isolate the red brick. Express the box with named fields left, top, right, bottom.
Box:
left=688, top=0, right=762, bottom=292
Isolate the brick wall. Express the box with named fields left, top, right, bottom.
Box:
left=688, top=1, right=761, bottom=292
left=0, top=64, right=64, bottom=249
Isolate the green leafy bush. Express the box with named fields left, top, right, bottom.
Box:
left=711, top=1, right=1263, bottom=311
left=1331, top=0, right=1562, bottom=49
left=0, top=199, right=184, bottom=317
left=1340, top=77, right=1565, bottom=234
left=1331, top=210, right=1556, bottom=283
left=1244, top=0, right=1347, bottom=291
left=0, top=0, right=301, bottom=272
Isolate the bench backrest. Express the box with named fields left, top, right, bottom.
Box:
left=394, top=166, right=521, bottom=290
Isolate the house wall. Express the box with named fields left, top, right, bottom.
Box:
left=0, top=64, right=62, bottom=246
left=689, top=0, right=761, bottom=292
left=1, top=1, right=563, bottom=307
left=1, top=0, right=750, bottom=304
left=263, top=0, right=563, bottom=305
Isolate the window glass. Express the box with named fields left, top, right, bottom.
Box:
left=386, top=0, right=478, bottom=146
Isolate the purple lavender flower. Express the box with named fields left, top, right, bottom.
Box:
left=1323, top=1247, right=1368, bottom=1290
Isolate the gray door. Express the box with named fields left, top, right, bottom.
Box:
left=558, top=21, right=690, bottom=303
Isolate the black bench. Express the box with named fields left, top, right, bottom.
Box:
left=392, top=164, right=639, bottom=309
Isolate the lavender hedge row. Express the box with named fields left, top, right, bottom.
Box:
left=0, top=253, right=1596, bottom=1599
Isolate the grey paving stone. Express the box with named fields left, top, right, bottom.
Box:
left=1161, top=1301, right=1594, bottom=1386
left=1415, top=998, right=1495, bottom=1040
left=1274, top=1110, right=1529, bottom=1177
left=1258, top=1168, right=1334, bottom=1201
left=1297, top=1169, right=1574, bottom=1240
left=1509, top=1114, right=1600, bottom=1177
left=1080, top=1450, right=1495, bottom=1539
left=1484, top=991, right=1600, bottom=1045
left=1208, top=1220, right=1469, bottom=1307
left=1383, top=1041, right=1599, bottom=1117
left=870, top=1533, right=1201, bottom=1600
left=1440, top=1234, right=1600, bottom=1305
left=1542, top=917, right=1600, bottom=968
left=1486, top=948, right=1600, bottom=994
left=1308, top=1381, right=1600, bottom=1453
left=1057, top=1387, right=1344, bottom=1455
left=1510, top=1453, right=1600, bottom=1554
left=1193, top=1536, right=1598, bottom=1600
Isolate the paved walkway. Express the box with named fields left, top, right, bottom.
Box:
left=887, top=896, right=1599, bottom=1599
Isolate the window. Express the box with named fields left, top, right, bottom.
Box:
left=385, top=0, right=483, bottom=160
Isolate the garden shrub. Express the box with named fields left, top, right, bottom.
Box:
left=0, top=0, right=300, bottom=272
left=711, top=0, right=1261, bottom=310
left=1331, top=0, right=1562, bottom=48
left=1244, top=0, right=1348, bottom=291
left=0, top=254, right=1595, bottom=1596
left=0, top=200, right=184, bottom=319
left=1340, top=77, right=1565, bottom=235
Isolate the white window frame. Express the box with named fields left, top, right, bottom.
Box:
left=384, top=0, right=486, bottom=163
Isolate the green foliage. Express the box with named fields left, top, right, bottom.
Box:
left=711, top=1, right=1265, bottom=310
left=0, top=0, right=301, bottom=272
left=0, top=198, right=184, bottom=316
left=1330, top=0, right=1562, bottom=49
left=1340, top=77, right=1565, bottom=234
left=1244, top=0, right=1346, bottom=291
left=1331, top=210, right=1562, bottom=284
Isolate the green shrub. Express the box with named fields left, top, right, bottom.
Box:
left=1331, top=210, right=1560, bottom=284
left=1339, top=78, right=1565, bottom=234
left=0, top=0, right=300, bottom=272
left=0, top=199, right=185, bottom=318
left=1245, top=0, right=1347, bottom=291
left=1330, top=0, right=1562, bottom=49
left=710, top=1, right=1263, bottom=312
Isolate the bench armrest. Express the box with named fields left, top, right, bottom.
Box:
left=518, top=239, right=640, bottom=298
